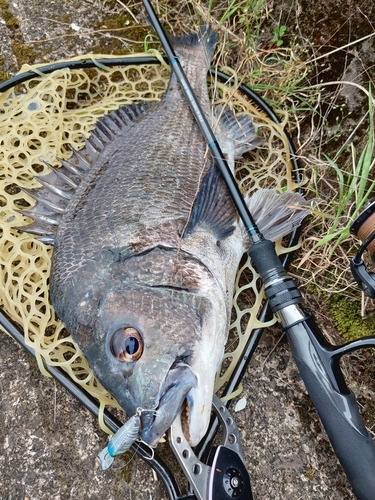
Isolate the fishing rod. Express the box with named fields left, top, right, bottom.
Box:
left=142, top=1, right=375, bottom=499
left=1, top=8, right=374, bottom=498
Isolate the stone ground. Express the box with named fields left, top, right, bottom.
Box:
left=1, top=1, right=375, bottom=499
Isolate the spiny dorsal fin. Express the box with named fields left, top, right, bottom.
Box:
left=83, top=103, right=150, bottom=159
left=215, top=105, right=264, bottom=161
left=20, top=186, right=66, bottom=214
left=13, top=219, right=58, bottom=242
left=183, top=162, right=236, bottom=241
left=15, top=102, right=150, bottom=244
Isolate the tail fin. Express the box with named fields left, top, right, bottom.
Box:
left=245, top=189, right=313, bottom=242
left=168, top=26, right=218, bottom=67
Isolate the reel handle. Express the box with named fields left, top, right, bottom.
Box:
left=350, top=257, right=375, bottom=298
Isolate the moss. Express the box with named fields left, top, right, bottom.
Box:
left=0, top=69, right=10, bottom=82
left=2, top=8, right=12, bottom=21
left=0, top=1, right=34, bottom=69
left=117, top=451, right=135, bottom=483
left=11, top=42, right=37, bottom=67
left=92, top=15, right=149, bottom=55
left=327, top=294, right=375, bottom=341
left=103, top=15, right=130, bottom=30
left=61, top=13, right=72, bottom=24
left=5, top=16, right=19, bottom=30
left=304, top=467, right=315, bottom=480
left=92, top=39, right=126, bottom=56
left=1, top=4, right=19, bottom=30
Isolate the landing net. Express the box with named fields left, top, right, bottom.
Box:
left=0, top=54, right=302, bottom=432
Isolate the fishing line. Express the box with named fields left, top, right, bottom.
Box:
left=140, top=6, right=375, bottom=499
left=1, top=6, right=371, bottom=497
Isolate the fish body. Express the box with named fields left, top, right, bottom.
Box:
left=53, top=28, right=234, bottom=447
left=20, top=27, right=309, bottom=447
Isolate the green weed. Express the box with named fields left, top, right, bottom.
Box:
left=312, top=86, right=375, bottom=256
left=209, top=0, right=268, bottom=47
left=272, top=25, right=287, bottom=46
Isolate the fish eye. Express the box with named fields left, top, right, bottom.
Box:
left=110, top=327, right=143, bottom=362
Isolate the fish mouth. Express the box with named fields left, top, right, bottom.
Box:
left=140, top=360, right=197, bottom=447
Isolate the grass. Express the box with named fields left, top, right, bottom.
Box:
left=66, top=1, right=375, bottom=329
left=297, top=81, right=375, bottom=308
left=311, top=87, right=375, bottom=256
left=210, top=0, right=269, bottom=46
left=133, top=1, right=375, bottom=333
left=2, top=5, right=375, bottom=497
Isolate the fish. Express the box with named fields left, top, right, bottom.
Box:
left=18, top=26, right=311, bottom=447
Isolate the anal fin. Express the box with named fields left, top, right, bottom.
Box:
left=215, top=105, right=264, bottom=167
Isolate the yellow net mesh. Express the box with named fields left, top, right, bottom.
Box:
left=0, top=54, right=302, bottom=433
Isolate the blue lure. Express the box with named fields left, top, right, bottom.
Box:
left=98, top=409, right=142, bottom=470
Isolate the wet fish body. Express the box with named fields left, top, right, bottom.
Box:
left=20, top=27, right=309, bottom=447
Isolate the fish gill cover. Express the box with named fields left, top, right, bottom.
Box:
left=0, top=53, right=302, bottom=433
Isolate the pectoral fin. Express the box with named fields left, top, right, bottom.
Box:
left=183, top=161, right=236, bottom=241
left=244, top=188, right=315, bottom=243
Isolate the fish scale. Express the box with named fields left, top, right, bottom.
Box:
left=18, top=26, right=312, bottom=449
left=55, top=104, right=210, bottom=282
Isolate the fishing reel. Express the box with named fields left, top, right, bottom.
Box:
left=350, top=200, right=375, bottom=298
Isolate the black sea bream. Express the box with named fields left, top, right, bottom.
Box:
left=20, top=27, right=309, bottom=446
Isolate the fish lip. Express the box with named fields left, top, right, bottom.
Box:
left=140, top=361, right=197, bottom=446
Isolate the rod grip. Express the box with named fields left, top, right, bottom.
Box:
left=249, top=240, right=302, bottom=311
left=285, top=318, right=375, bottom=500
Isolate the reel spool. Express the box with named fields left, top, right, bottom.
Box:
left=350, top=201, right=375, bottom=298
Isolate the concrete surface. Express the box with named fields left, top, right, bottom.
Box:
left=1, top=324, right=363, bottom=500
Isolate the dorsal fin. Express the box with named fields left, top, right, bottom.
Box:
left=183, top=161, right=236, bottom=241
left=15, top=102, right=150, bottom=244
left=83, top=103, right=151, bottom=160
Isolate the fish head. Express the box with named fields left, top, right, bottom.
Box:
left=81, top=280, right=226, bottom=447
